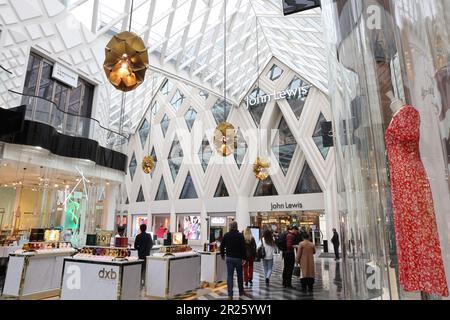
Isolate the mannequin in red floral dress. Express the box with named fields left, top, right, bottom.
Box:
left=385, top=93, right=449, bottom=297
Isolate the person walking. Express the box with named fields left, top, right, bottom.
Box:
left=281, top=226, right=296, bottom=288
left=296, top=233, right=316, bottom=294
left=243, top=228, right=257, bottom=287
left=134, top=224, right=153, bottom=286
left=260, top=229, right=277, bottom=286
left=331, top=228, right=340, bottom=261
left=220, top=221, right=246, bottom=300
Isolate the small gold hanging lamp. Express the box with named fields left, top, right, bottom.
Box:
left=253, top=157, right=270, bottom=181
left=214, top=122, right=237, bottom=157
left=141, top=155, right=155, bottom=175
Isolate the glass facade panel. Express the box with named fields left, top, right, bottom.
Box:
left=138, top=119, right=150, bottom=149
left=214, top=177, right=229, bottom=197
left=199, top=136, right=212, bottom=172
left=155, top=178, right=169, bottom=201
left=170, top=89, right=185, bottom=111
left=212, top=99, right=232, bottom=124
left=136, top=186, right=145, bottom=202
left=168, top=136, right=183, bottom=181
left=129, top=153, right=137, bottom=181
left=161, top=114, right=170, bottom=137
left=248, top=88, right=269, bottom=126
left=313, top=113, right=330, bottom=159
left=272, top=116, right=297, bottom=175
left=150, top=147, right=157, bottom=178
left=184, top=107, right=197, bottom=131
left=160, top=79, right=173, bottom=95
left=294, top=162, right=322, bottom=194
left=179, top=172, right=198, bottom=199
left=267, top=64, right=284, bottom=81
left=286, top=76, right=311, bottom=120
left=234, top=128, right=247, bottom=169
left=254, top=176, right=278, bottom=197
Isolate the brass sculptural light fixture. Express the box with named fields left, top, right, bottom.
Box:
left=213, top=0, right=236, bottom=158
left=251, top=10, right=270, bottom=181
left=103, top=0, right=149, bottom=92
left=141, top=155, right=155, bottom=175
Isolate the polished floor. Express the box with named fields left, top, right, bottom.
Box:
left=0, top=253, right=345, bottom=300
left=190, top=254, right=345, bottom=301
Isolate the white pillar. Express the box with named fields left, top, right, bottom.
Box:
left=324, top=167, right=339, bottom=253
left=236, top=196, right=250, bottom=233
left=103, top=184, right=119, bottom=230
left=170, top=203, right=177, bottom=233
left=200, top=202, right=208, bottom=244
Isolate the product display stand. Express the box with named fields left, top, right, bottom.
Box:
left=146, top=252, right=201, bottom=299
left=2, top=249, right=76, bottom=299
left=199, top=251, right=227, bottom=286
left=60, top=257, right=143, bottom=300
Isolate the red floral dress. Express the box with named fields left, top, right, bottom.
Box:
left=385, top=105, right=449, bottom=297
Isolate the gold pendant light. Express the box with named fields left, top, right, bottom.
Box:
left=253, top=157, right=270, bottom=181
left=103, top=31, right=149, bottom=92
left=214, top=122, right=237, bottom=157
left=141, top=156, right=155, bottom=175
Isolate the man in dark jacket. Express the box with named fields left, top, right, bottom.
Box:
left=331, top=228, right=340, bottom=261
left=134, top=224, right=153, bottom=286
left=220, top=221, right=246, bottom=300
left=282, top=226, right=297, bottom=288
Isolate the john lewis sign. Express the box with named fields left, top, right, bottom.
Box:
left=271, top=201, right=303, bottom=211
left=245, top=84, right=311, bottom=109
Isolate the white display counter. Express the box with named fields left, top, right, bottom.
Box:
left=199, top=251, right=227, bottom=285
left=2, top=249, right=76, bottom=299
left=60, top=257, right=143, bottom=300
left=146, top=252, right=201, bottom=299
left=0, top=246, right=21, bottom=258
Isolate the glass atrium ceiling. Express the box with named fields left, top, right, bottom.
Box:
left=59, top=0, right=327, bottom=131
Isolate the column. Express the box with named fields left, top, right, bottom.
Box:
left=103, top=184, right=119, bottom=231
left=235, top=196, right=250, bottom=233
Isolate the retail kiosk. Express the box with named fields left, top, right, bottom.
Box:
left=2, top=243, right=76, bottom=299
left=199, top=251, right=227, bottom=286
left=146, top=245, right=200, bottom=299
left=60, top=246, right=143, bottom=300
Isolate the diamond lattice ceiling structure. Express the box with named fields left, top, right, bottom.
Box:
left=0, top=0, right=327, bottom=133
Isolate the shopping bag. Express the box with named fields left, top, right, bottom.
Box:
left=293, top=264, right=301, bottom=277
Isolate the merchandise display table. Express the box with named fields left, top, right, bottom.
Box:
left=60, top=256, right=143, bottom=300
left=146, top=252, right=201, bottom=299
left=199, top=251, right=227, bottom=285
left=0, top=246, right=21, bottom=258
left=2, top=249, right=76, bottom=299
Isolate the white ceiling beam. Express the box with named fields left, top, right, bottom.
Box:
left=175, top=0, right=197, bottom=70
left=160, top=0, right=178, bottom=65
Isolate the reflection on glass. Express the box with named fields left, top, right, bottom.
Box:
left=286, top=77, right=311, bottom=120
left=214, top=177, right=229, bottom=197
left=248, top=87, right=268, bottom=126
left=184, top=107, right=197, bottom=131
left=199, top=136, right=212, bottom=172
left=234, top=128, right=247, bottom=169
left=313, top=113, right=330, bottom=159
left=272, top=116, right=297, bottom=175
left=212, top=99, right=232, bottom=124
left=294, top=162, right=322, bottom=194
left=268, top=64, right=284, bottom=81
left=136, top=186, right=145, bottom=202
left=254, top=176, right=278, bottom=197
left=129, top=153, right=137, bottom=181
left=138, top=119, right=150, bottom=149
left=155, top=178, right=169, bottom=201
left=160, top=114, right=170, bottom=137
left=168, top=136, right=183, bottom=181
left=170, top=89, right=185, bottom=111
left=179, top=172, right=198, bottom=199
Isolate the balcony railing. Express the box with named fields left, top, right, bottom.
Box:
left=8, top=90, right=128, bottom=153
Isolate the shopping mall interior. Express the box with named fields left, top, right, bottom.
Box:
left=0, top=0, right=449, bottom=302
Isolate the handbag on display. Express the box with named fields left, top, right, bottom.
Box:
left=293, top=264, right=301, bottom=277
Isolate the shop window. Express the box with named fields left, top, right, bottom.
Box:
left=160, top=79, right=173, bottom=95
left=138, top=119, right=150, bottom=149
left=150, top=147, right=157, bottom=177
left=214, top=177, right=229, bottom=197
left=295, top=162, right=322, bottom=194
left=129, top=153, right=137, bottom=181
left=22, top=52, right=94, bottom=129
left=199, top=90, right=209, bottom=100
left=136, top=186, right=145, bottom=202
left=184, top=107, right=197, bottom=131
left=272, top=115, right=297, bottom=175
left=170, top=89, right=185, bottom=112
left=234, top=128, right=247, bottom=169
left=198, top=135, right=212, bottom=172
left=267, top=64, right=284, bottom=81
left=286, top=76, right=311, bottom=120
left=248, top=87, right=269, bottom=126
left=212, top=99, right=232, bottom=124
left=168, top=136, right=183, bottom=181
left=160, top=114, right=170, bottom=137
left=180, top=215, right=201, bottom=240
left=312, top=113, right=330, bottom=159
left=254, top=176, right=278, bottom=197
left=155, top=178, right=169, bottom=201
left=179, top=172, right=198, bottom=199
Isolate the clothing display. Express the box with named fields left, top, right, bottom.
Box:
left=385, top=105, right=449, bottom=297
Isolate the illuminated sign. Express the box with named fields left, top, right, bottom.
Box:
left=210, top=217, right=226, bottom=226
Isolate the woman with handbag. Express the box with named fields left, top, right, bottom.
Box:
left=296, top=233, right=316, bottom=294
left=260, top=229, right=276, bottom=286
left=243, top=228, right=257, bottom=287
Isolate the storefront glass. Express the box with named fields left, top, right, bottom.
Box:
left=153, top=215, right=170, bottom=239
left=322, top=0, right=450, bottom=300
left=177, top=215, right=201, bottom=241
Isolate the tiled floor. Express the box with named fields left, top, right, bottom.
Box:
left=0, top=254, right=345, bottom=300
left=189, top=254, right=345, bottom=301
